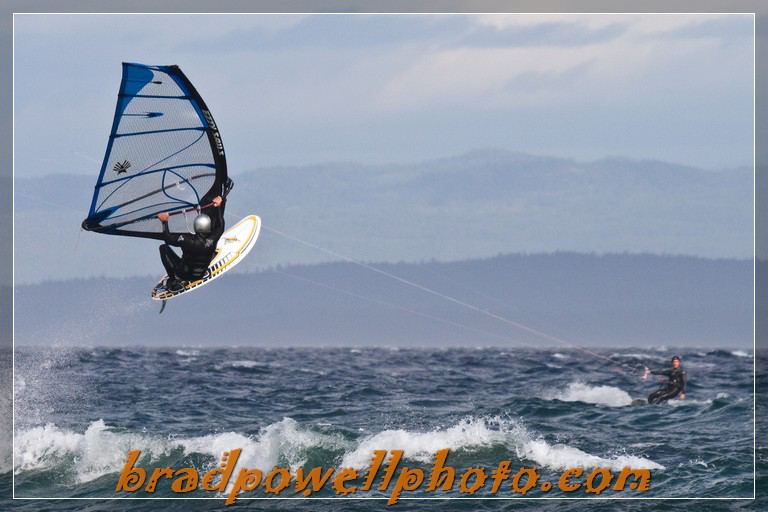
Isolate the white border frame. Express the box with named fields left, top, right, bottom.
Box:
left=10, top=10, right=758, bottom=504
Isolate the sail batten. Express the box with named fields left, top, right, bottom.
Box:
left=113, top=127, right=206, bottom=139
left=83, top=63, right=227, bottom=237
left=97, top=164, right=217, bottom=188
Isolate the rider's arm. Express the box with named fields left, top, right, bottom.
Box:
left=159, top=218, right=184, bottom=247
left=210, top=200, right=226, bottom=240
left=649, top=368, right=672, bottom=377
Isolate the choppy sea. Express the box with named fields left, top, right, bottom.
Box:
left=1, top=346, right=764, bottom=511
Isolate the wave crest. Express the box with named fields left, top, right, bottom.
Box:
left=342, top=415, right=662, bottom=471
left=13, top=415, right=664, bottom=484
left=544, top=382, right=633, bottom=407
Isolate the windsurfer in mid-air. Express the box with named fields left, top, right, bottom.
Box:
left=82, top=64, right=259, bottom=302
left=643, top=355, right=687, bottom=404
left=156, top=194, right=226, bottom=292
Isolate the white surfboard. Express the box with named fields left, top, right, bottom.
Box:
left=151, top=215, right=261, bottom=300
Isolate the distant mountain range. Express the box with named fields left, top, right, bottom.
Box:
left=14, top=253, right=753, bottom=348
left=14, top=150, right=753, bottom=284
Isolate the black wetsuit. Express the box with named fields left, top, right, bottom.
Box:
left=647, top=367, right=687, bottom=404
left=159, top=202, right=226, bottom=284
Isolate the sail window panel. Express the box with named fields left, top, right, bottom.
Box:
left=128, top=67, right=186, bottom=98
left=94, top=165, right=216, bottom=230
left=117, top=95, right=203, bottom=135
left=106, top=129, right=214, bottom=177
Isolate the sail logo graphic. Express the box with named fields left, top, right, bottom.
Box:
left=113, top=160, right=131, bottom=174
left=203, top=110, right=225, bottom=156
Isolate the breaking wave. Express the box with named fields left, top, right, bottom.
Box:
left=13, top=415, right=663, bottom=484
left=14, top=418, right=346, bottom=484
left=338, top=415, right=662, bottom=471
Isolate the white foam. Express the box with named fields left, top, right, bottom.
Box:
left=545, top=382, right=633, bottom=407
left=181, top=417, right=346, bottom=474
left=341, top=416, right=511, bottom=468
left=730, top=350, right=751, bottom=358
left=14, top=420, right=175, bottom=482
left=342, top=416, right=663, bottom=472
left=667, top=398, right=712, bottom=407
left=552, top=353, right=568, bottom=359
left=13, top=418, right=347, bottom=484
left=225, top=360, right=268, bottom=369
left=13, top=416, right=664, bottom=484
left=175, top=349, right=200, bottom=357
left=296, top=367, right=327, bottom=376
left=609, top=352, right=654, bottom=360
left=519, top=440, right=664, bottom=471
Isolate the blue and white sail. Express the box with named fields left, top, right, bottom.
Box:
left=83, top=63, right=228, bottom=237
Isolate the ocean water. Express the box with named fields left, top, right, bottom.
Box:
left=2, top=346, right=763, bottom=511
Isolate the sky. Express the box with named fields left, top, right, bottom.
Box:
left=7, top=12, right=756, bottom=350
left=13, top=13, right=754, bottom=178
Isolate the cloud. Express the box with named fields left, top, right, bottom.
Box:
left=373, top=38, right=725, bottom=112
left=469, top=13, right=744, bottom=36
left=371, top=13, right=751, bottom=113
left=12, top=13, right=754, bottom=173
